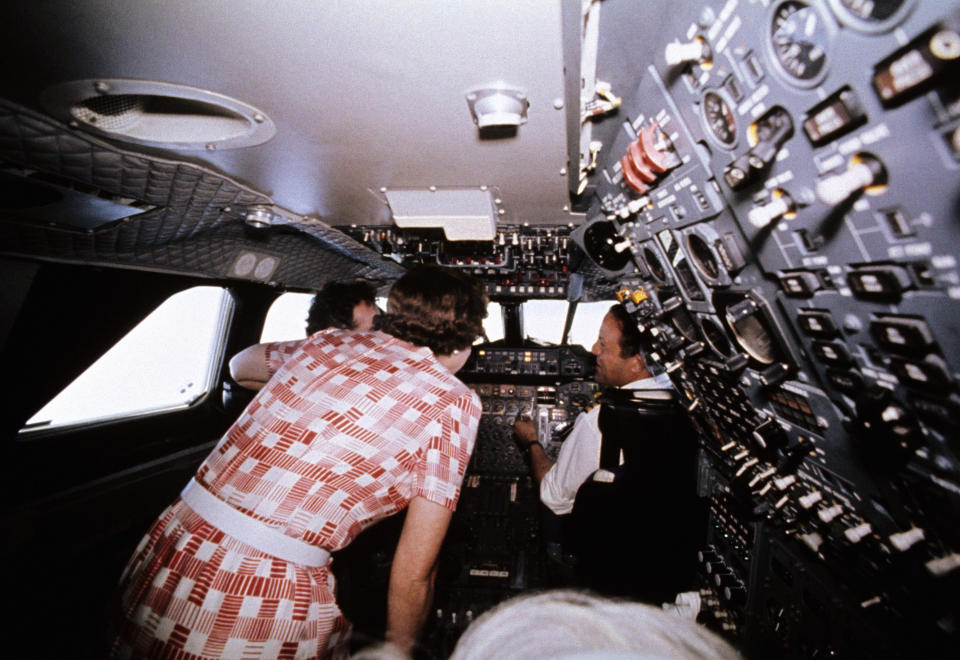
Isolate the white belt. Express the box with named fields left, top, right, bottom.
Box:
left=180, top=478, right=331, bottom=568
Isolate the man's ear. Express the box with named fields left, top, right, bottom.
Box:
left=628, top=353, right=651, bottom=380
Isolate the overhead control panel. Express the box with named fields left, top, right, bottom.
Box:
left=576, top=1, right=959, bottom=658
left=341, top=225, right=589, bottom=300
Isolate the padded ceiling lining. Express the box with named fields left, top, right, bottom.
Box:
left=0, top=99, right=403, bottom=289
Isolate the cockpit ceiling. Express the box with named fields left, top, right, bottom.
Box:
left=0, top=1, right=580, bottom=235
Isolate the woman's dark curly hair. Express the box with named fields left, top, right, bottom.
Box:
left=306, top=280, right=377, bottom=334
left=374, top=265, right=487, bottom=355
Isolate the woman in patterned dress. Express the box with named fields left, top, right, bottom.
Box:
left=110, top=265, right=487, bottom=659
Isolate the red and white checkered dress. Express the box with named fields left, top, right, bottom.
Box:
left=111, top=330, right=480, bottom=659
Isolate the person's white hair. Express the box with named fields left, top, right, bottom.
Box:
left=349, top=641, right=410, bottom=660
left=448, top=590, right=742, bottom=660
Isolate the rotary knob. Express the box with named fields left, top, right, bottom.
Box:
left=723, top=585, right=747, bottom=607
left=704, top=561, right=726, bottom=576
left=698, top=547, right=721, bottom=564
left=714, top=571, right=738, bottom=588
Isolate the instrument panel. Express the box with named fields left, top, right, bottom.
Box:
left=423, top=359, right=600, bottom=655
left=579, top=1, right=959, bottom=657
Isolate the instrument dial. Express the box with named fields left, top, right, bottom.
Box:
left=827, top=0, right=916, bottom=33
left=702, top=91, right=737, bottom=148
left=769, top=1, right=832, bottom=86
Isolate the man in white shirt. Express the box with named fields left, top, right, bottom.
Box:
left=514, top=303, right=704, bottom=602
left=513, top=303, right=672, bottom=514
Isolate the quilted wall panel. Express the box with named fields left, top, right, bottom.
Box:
left=0, top=99, right=404, bottom=290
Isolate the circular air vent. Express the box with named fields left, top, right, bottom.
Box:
left=41, top=79, right=275, bottom=150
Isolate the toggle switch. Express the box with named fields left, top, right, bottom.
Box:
left=724, top=107, right=793, bottom=190
left=798, top=490, right=823, bottom=510
left=747, top=189, right=796, bottom=228
left=844, top=521, right=872, bottom=544
left=665, top=36, right=712, bottom=67
left=817, top=504, right=844, bottom=523
left=799, top=531, right=824, bottom=552
left=889, top=526, right=925, bottom=552
left=816, top=154, right=887, bottom=205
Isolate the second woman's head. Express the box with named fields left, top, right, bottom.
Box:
left=375, top=264, right=487, bottom=356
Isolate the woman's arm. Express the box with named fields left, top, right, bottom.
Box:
left=228, top=343, right=272, bottom=390
left=386, top=495, right=454, bottom=653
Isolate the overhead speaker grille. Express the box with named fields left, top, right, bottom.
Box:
left=70, top=95, right=146, bottom=131
left=41, top=79, right=276, bottom=150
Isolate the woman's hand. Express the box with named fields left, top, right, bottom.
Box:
left=386, top=496, right=454, bottom=653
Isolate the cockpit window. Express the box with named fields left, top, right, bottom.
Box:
left=565, top=300, right=611, bottom=348
left=261, top=292, right=312, bottom=342
left=261, top=294, right=608, bottom=348
left=21, top=286, right=232, bottom=434
left=523, top=299, right=610, bottom=348
left=523, top=300, right=568, bottom=345
left=481, top=302, right=504, bottom=343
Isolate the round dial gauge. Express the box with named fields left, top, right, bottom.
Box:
left=827, top=0, right=915, bottom=33
left=770, top=1, right=831, bottom=85
left=643, top=246, right=667, bottom=283
left=702, top=91, right=737, bottom=147
left=727, top=308, right=776, bottom=364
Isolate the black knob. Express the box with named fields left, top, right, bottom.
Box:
left=723, top=585, right=747, bottom=607
left=704, top=561, right=726, bottom=575
left=714, top=571, right=738, bottom=588
left=752, top=418, right=787, bottom=453
left=698, top=547, right=720, bottom=564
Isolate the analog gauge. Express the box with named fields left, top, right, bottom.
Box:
left=686, top=233, right=722, bottom=281
left=668, top=307, right=699, bottom=343
left=728, top=310, right=776, bottom=364
left=582, top=220, right=631, bottom=272
left=702, top=91, right=737, bottom=147
left=700, top=317, right=733, bottom=356
left=827, top=0, right=915, bottom=33
left=769, top=1, right=832, bottom=86
left=643, top=246, right=668, bottom=283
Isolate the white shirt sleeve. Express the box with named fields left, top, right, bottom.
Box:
left=539, top=405, right=602, bottom=515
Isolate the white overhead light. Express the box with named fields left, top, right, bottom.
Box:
left=465, top=85, right=529, bottom=129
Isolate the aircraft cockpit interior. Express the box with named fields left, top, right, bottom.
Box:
left=1, top=1, right=958, bottom=658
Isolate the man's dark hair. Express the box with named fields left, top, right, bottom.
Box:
left=306, top=280, right=377, bottom=334
left=607, top=303, right=645, bottom=358
left=375, top=264, right=488, bottom=355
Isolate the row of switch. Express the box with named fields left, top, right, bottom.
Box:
left=795, top=307, right=955, bottom=396
left=698, top=546, right=747, bottom=610
left=780, top=262, right=926, bottom=302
